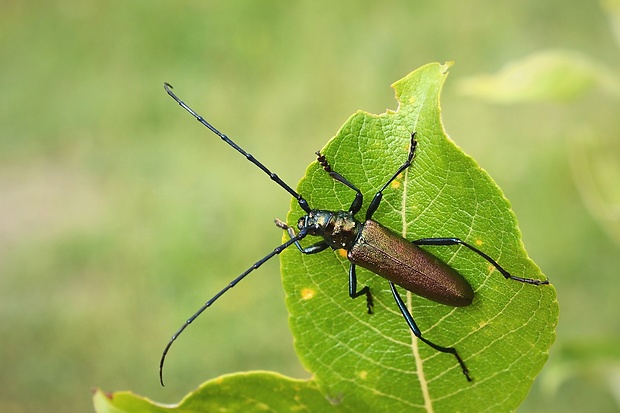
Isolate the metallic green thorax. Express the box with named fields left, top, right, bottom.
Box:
left=298, top=210, right=361, bottom=250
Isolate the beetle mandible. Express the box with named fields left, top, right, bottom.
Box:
left=159, top=83, right=549, bottom=386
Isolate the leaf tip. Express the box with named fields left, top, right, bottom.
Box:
left=440, top=61, right=454, bottom=74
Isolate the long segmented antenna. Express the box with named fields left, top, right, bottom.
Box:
left=159, top=228, right=309, bottom=386
left=164, top=83, right=311, bottom=213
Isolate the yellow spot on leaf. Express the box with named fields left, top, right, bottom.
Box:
left=337, top=249, right=348, bottom=258
left=391, top=180, right=401, bottom=189
left=301, top=288, right=315, bottom=300
left=475, top=239, right=483, bottom=246
left=359, top=370, right=368, bottom=380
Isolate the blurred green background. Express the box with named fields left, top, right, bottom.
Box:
left=1, top=1, right=619, bottom=412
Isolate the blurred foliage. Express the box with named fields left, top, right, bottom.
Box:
left=457, top=3, right=620, bottom=410
left=458, top=50, right=620, bottom=102
left=0, top=1, right=618, bottom=412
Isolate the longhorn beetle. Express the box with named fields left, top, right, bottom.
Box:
left=159, top=83, right=549, bottom=386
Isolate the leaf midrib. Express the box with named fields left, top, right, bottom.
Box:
left=398, top=81, right=435, bottom=413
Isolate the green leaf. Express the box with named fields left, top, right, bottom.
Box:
left=93, top=372, right=333, bottom=412
left=282, top=62, right=558, bottom=411
left=457, top=50, right=620, bottom=103
left=94, top=63, right=558, bottom=412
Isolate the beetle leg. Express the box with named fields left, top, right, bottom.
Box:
left=297, top=241, right=330, bottom=254
left=349, top=263, right=373, bottom=314
left=315, top=151, right=364, bottom=214
left=275, top=218, right=330, bottom=254
left=412, top=237, right=549, bottom=285
left=365, top=133, right=417, bottom=221
left=389, top=282, right=472, bottom=382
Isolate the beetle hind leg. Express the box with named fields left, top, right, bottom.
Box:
left=412, top=237, right=550, bottom=285
left=389, top=282, right=473, bottom=382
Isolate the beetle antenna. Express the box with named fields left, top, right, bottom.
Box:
left=159, top=228, right=308, bottom=386
left=163, top=83, right=311, bottom=213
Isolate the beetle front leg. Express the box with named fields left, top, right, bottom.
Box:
left=275, top=218, right=330, bottom=254
left=315, top=151, right=364, bottom=215
left=389, top=282, right=472, bottom=382
left=365, top=133, right=417, bottom=221
left=349, top=263, right=373, bottom=314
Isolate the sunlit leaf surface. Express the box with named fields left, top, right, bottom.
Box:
left=283, top=62, right=558, bottom=412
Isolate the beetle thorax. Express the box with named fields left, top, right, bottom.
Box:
left=298, top=210, right=361, bottom=250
